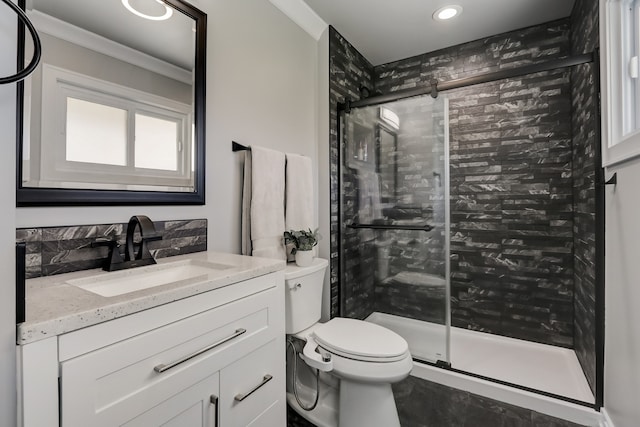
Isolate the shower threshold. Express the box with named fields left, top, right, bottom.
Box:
left=366, top=312, right=594, bottom=404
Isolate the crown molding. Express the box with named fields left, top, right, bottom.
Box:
left=269, top=0, right=327, bottom=40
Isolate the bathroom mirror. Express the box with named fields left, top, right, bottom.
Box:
left=16, top=0, right=206, bottom=206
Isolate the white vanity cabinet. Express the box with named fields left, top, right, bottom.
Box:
left=17, top=271, right=286, bottom=427
left=117, top=372, right=220, bottom=427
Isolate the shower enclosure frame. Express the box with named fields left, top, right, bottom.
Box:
left=335, top=50, right=605, bottom=410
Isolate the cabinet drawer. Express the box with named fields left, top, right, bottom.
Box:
left=220, top=338, right=285, bottom=427
left=61, top=286, right=280, bottom=427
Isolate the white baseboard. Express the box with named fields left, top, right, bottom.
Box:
left=600, top=408, right=615, bottom=427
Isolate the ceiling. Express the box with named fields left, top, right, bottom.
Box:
left=301, top=0, right=576, bottom=66
left=29, top=0, right=195, bottom=70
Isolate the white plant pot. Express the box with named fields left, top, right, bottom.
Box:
left=295, top=250, right=313, bottom=267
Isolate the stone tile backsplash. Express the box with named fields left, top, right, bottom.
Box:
left=17, top=219, right=207, bottom=279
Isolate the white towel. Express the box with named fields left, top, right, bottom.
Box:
left=244, top=146, right=287, bottom=260
left=357, top=171, right=382, bottom=241
left=285, top=153, right=314, bottom=260
left=358, top=170, right=382, bottom=223
left=285, top=153, right=314, bottom=230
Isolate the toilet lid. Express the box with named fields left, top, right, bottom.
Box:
left=313, top=318, right=409, bottom=361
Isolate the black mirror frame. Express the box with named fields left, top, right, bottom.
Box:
left=15, top=0, right=206, bottom=206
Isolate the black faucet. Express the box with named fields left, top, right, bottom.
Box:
left=93, top=215, right=162, bottom=272
left=125, top=215, right=162, bottom=262
left=91, top=238, right=124, bottom=270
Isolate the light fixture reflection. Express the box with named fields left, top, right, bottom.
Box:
left=122, top=0, right=173, bottom=21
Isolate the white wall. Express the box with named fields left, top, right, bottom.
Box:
left=3, top=0, right=319, bottom=422
left=0, top=3, right=17, bottom=425
left=316, top=28, right=330, bottom=320
left=15, top=0, right=319, bottom=256
left=604, top=158, right=640, bottom=427
left=200, top=0, right=318, bottom=253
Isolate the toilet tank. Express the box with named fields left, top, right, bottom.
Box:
left=284, top=258, right=328, bottom=334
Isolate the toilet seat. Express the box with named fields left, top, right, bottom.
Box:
left=326, top=348, right=414, bottom=384
left=313, top=318, right=409, bottom=363
left=300, top=317, right=414, bottom=384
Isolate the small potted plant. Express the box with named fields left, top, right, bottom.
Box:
left=284, top=229, right=320, bottom=267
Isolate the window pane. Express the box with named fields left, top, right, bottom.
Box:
left=66, top=97, right=127, bottom=166
left=134, top=114, right=178, bottom=171
left=635, top=1, right=640, bottom=130
left=624, top=0, right=640, bottom=134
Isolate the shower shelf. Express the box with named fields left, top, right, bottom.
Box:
left=348, top=223, right=434, bottom=232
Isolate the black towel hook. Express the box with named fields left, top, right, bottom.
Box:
left=0, top=0, right=42, bottom=84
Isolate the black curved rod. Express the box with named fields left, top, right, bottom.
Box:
left=0, top=0, right=41, bottom=85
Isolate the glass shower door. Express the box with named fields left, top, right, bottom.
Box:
left=340, top=95, right=450, bottom=365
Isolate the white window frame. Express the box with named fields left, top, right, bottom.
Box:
left=602, top=0, right=640, bottom=166
left=39, top=64, right=193, bottom=189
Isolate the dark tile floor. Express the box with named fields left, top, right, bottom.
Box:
left=286, top=376, right=588, bottom=427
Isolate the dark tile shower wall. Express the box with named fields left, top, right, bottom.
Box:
left=570, top=0, right=599, bottom=397
left=328, top=26, right=376, bottom=319
left=341, top=107, right=380, bottom=320
left=446, top=72, right=574, bottom=347
left=375, top=21, right=576, bottom=347
left=333, top=20, right=578, bottom=347
left=359, top=99, right=449, bottom=324
left=17, top=219, right=207, bottom=278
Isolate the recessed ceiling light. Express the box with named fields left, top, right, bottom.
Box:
left=122, top=0, right=173, bottom=21
left=433, top=5, right=463, bottom=21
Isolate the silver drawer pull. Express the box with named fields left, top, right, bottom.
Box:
left=154, top=328, right=247, bottom=373
left=234, top=374, right=273, bottom=402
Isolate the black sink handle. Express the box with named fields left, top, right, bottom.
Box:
left=126, top=215, right=162, bottom=261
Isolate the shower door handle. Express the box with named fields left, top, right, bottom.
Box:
left=349, top=223, right=434, bottom=232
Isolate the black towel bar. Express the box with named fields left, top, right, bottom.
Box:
left=232, top=141, right=249, bottom=152
left=349, top=223, right=434, bottom=232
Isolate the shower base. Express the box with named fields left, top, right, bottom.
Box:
left=366, top=312, right=599, bottom=424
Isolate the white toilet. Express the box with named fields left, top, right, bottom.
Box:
left=285, top=258, right=413, bottom=427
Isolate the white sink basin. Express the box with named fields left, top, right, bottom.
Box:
left=67, top=259, right=235, bottom=297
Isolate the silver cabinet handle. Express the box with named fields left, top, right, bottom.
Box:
left=234, top=374, right=273, bottom=402
left=154, top=328, right=247, bottom=373
left=210, top=395, right=219, bottom=427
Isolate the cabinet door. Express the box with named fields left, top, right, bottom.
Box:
left=60, top=286, right=279, bottom=427
left=122, top=372, right=219, bottom=427
left=220, top=338, right=285, bottom=427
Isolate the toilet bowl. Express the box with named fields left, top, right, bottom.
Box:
left=285, top=259, right=412, bottom=427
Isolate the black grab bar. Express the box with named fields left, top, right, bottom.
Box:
left=349, top=223, right=433, bottom=232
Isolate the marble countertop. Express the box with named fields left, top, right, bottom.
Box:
left=18, top=252, right=285, bottom=345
